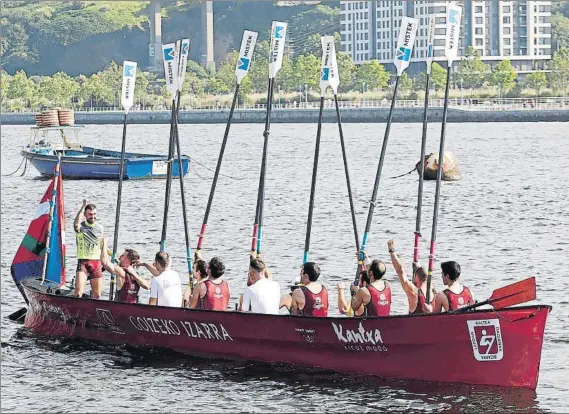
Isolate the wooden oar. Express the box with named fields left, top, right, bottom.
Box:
left=413, top=15, right=435, bottom=266
left=159, top=42, right=180, bottom=252
left=451, top=277, right=536, bottom=313
left=109, top=60, right=137, bottom=300
left=196, top=31, right=258, bottom=261
left=426, top=5, right=462, bottom=303
left=253, top=22, right=287, bottom=258
left=354, top=17, right=419, bottom=289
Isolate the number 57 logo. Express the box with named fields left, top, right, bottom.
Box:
left=467, top=319, right=504, bottom=361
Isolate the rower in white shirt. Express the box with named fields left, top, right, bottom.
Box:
left=240, top=258, right=280, bottom=315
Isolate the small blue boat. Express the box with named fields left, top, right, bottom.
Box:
left=21, top=126, right=190, bottom=180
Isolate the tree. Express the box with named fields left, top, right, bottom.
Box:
left=6, top=69, right=34, bottom=103
left=398, top=72, right=413, bottom=96
left=0, top=71, right=10, bottom=102
left=293, top=54, right=321, bottom=91
left=549, top=47, right=569, bottom=95
left=455, top=46, right=490, bottom=89
left=356, top=60, right=389, bottom=91
left=552, top=12, right=569, bottom=49
left=524, top=72, right=548, bottom=95
left=35, top=72, right=79, bottom=107
left=415, top=62, right=447, bottom=94
left=491, top=60, right=517, bottom=91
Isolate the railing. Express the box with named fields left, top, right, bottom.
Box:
left=3, top=97, right=568, bottom=114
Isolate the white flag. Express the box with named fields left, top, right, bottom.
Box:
left=394, top=16, right=419, bottom=76
left=445, top=4, right=462, bottom=64
left=426, top=15, right=436, bottom=74
left=162, top=43, right=179, bottom=99
left=121, top=60, right=137, bottom=113
left=319, top=36, right=340, bottom=95
left=177, top=39, right=190, bottom=91
left=269, top=21, right=288, bottom=79
left=235, top=30, right=258, bottom=84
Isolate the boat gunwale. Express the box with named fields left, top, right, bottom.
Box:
left=21, top=280, right=553, bottom=322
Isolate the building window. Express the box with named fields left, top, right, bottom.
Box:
left=503, top=6, right=511, bottom=13
left=475, top=28, right=483, bottom=35
left=475, top=6, right=483, bottom=13
left=539, top=5, right=551, bottom=12
left=503, top=49, right=511, bottom=56
left=436, top=16, right=446, bottom=24
left=435, top=28, right=446, bottom=35
left=539, top=27, right=551, bottom=34
left=475, top=17, right=483, bottom=24
left=504, top=27, right=511, bottom=34
left=348, top=3, right=351, bottom=10
left=434, top=39, right=445, bottom=46
left=504, top=38, right=511, bottom=45
left=503, top=17, right=511, bottom=24
left=475, top=38, right=483, bottom=46
left=539, top=16, right=550, bottom=24
left=365, top=32, right=368, bottom=40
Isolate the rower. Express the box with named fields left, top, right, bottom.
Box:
left=72, top=199, right=104, bottom=299
left=388, top=239, right=436, bottom=315
left=100, top=239, right=150, bottom=303
left=291, top=262, right=328, bottom=317
left=429, top=261, right=475, bottom=313
left=337, top=252, right=373, bottom=316
left=188, top=256, right=230, bottom=311
left=350, top=259, right=391, bottom=317
left=182, top=259, right=208, bottom=307
left=240, top=258, right=280, bottom=314
left=136, top=252, right=182, bottom=307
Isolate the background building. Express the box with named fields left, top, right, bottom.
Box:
left=340, top=0, right=552, bottom=74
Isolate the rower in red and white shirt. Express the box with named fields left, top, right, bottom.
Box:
left=388, top=239, right=436, bottom=315
left=291, top=262, right=328, bottom=317
left=350, top=258, right=391, bottom=317
left=430, top=261, right=475, bottom=313
left=189, top=256, right=230, bottom=311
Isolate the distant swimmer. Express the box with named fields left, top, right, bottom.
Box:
left=291, top=262, right=329, bottom=317
left=100, top=238, right=149, bottom=303
left=72, top=199, right=104, bottom=299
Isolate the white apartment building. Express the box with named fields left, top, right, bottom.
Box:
left=340, top=0, right=552, bottom=73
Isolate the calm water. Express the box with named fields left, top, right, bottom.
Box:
left=1, top=122, right=568, bottom=412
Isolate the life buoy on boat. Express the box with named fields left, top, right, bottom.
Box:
left=415, top=151, right=462, bottom=181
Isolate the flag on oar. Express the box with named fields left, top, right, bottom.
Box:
left=11, top=169, right=66, bottom=299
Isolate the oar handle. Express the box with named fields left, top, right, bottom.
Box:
left=449, top=299, right=487, bottom=314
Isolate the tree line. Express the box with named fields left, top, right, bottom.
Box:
left=2, top=45, right=568, bottom=111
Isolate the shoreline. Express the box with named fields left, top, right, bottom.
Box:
left=1, top=107, right=568, bottom=125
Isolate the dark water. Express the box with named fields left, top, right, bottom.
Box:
left=1, top=122, right=568, bottom=412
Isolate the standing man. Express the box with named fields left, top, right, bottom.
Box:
left=73, top=200, right=104, bottom=299
left=240, top=258, right=280, bottom=314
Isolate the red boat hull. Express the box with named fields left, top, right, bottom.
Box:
left=22, top=284, right=550, bottom=389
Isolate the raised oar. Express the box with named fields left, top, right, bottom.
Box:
left=426, top=5, right=462, bottom=303
left=328, top=40, right=360, bottom=253
left=159, top=42, right=180, bottom=252
left=172, top=38, right=194, bottom=288
left=451, top=277, right=536, bottom=313
left=303, top=36, right=337, bottom=263
left=354, top=17, right=419, bottom=287
left=413, top=15, right=436, bottom=267
left=109, top=61, right=137, bottom=300
left=195, top=31, right=258, bottom=260
left=252, top=21, right=287, bottom=258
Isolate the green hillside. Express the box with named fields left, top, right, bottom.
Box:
left=1, top=0, right=340, bottom=76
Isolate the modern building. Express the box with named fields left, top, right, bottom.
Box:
left=339, top=0, right=552, bottom=74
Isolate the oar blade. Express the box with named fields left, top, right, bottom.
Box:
left=489, top=277, right=536, bottom=309
left=8, top=307, right=27, bottom=323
